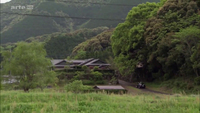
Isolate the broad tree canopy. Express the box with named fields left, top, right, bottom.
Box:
left=1, top=41, right=57, bottom=92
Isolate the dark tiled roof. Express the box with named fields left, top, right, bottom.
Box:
left=51, top=59, right=65, bottom=65
left=51, top=58, right=110, bottom=67
left=86, top=64, right=110, bottom=66
left=66, top=60, right=86, bottom=63
left=78, top=58, right=95, bottom=66
left=84, top=59, right=99, bottom=65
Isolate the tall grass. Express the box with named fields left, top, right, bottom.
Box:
left=0, top=90, right=199, bottom=113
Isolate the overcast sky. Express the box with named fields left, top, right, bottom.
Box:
left=0, top=0, right=11, bottom=3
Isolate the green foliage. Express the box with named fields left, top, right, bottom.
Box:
left=34, top=70, right=58, bottom=91
left=56, top=71, right=66, bottom=81
left=71, top=29, right=114, bottom=60
left=109, top=76, right=118, bottom=85
left=0, top=0, right=161, bottom=43
left=111, top=2, right=160, bottom=78
left=82, top=65, right=91, bottom=74
left=64, top=80, right=83, bottom=93
left=82, top=80, right=95, bottom=85
left=0, top=77, right=2, bottom=90
left=91, top=71, right=103, bottom=81
left=82, top=65, right=88, bottom=70
left=144, top=0, right=200, bottom=81
left=161, top=79, right=188, bottom=91
left=173, top=26, right=200, bottom=76
left=111, top=0, right=200, bottom=88
left=72, top=71, right=85, bottom=81
left=92, top=66, right=99, bottom=71
left=44, top=27, right=108, bottom=58
left=194, top=76, right=200, bottom=85
left=64, top=80, right=92, bottom=93
left=1, top=41, right=57, bottom=92
left=73, top=50, right=87, bottom=59
left=95, top=80, right=106, bottom=85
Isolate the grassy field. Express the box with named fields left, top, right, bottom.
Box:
left=1, top=89, right=200, bottom=113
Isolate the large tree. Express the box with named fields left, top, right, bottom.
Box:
left=111, top=1, right=164, bottom=81
left=173, top=26, right=200, bottom=77
left=1, top=41, right=57, bottom=92
left=111, top=0, right=200, bottom=83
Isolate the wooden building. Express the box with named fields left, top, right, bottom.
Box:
left=51, top=58, right=110, bottom=70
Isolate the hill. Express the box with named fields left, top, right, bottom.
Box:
left=0, top=0, right=160, bottom=43
left=0, top=27, right=108, bottom=62
left=71, top=29, right=114, bottom=60
left=43, top=27, right=109, bottom=58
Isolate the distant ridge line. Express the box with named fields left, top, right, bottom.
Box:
left=1, top=11, right=126, bottom=21
left=1, top=12, right=149, bottom=21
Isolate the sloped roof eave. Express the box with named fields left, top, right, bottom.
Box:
left=93, top=85, right=125, bottom=90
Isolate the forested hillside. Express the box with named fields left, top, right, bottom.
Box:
left=0, top=0, right=160, bottom=43
left=71, top=29, right=114, bottom=60
left=43, top=27, right=108, bottom=58
left=111, top=0, right=200, bottom=91
left=0, top=27, right=108, bottom=62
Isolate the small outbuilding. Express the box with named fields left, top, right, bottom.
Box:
left=93, top=85, right=127, bottom=94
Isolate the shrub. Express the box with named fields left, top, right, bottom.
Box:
left=95, top=80, right=105, bottom=85
left=82, top=80, right=95, bottom=85
left=91, top=71, right=103, bottom=81
left=163, top=73, right=171, bottom=81
left=82, top=65, right=88, bottom=70
left=92, top=66, right=99, bottom=71
left=64, top=80, right=84, bottom=93
left=82, top=85, right=93, bottom=91
left=82, top=65, right=90, bottom=73
left=109, top=76, right=118, bottom=85
left=174, top=80, right=180, bottom=87
left=194, top=76, right=200, bottom=85
left=13, top=85, right=20, bottom=90
left=180, top=82, right=187, bottom=89
left=187, top=83, right=194, bottom=90
left=193, top=86, right=200, bottom=92
left=161, top=80, right=174, bottom=88
left=64, top=80, right=93, bottom=93
left=152, top=72, right=160, bottom=80
left=72, top=71, right=85, bottom=81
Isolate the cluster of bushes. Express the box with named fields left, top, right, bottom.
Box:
left=64, top=80, right=127, bottom=94
left=72, top=68, right=105, bottom=85
left=56, top=66, right=116, bottom=86
left=160, top=78, right=200, bottom=93
left=64, top=80, right=94, bottom=93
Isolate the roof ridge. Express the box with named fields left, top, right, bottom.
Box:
left=78, top=58, right=95, bottom=66
left=84, top=59, right=99, bottom=65
left=54, top=59, right=67, bottom=65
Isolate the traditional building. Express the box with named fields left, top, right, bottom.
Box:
left=51, top=58, right=110, bottom=70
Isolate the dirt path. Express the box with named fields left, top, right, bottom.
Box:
left=118, top=79, right=172, bottom=95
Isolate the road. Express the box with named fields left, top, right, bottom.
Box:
left=118, top=79, right=172, bottom=95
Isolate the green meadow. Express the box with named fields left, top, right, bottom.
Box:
left=1, top=89, right=199, bottom=113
